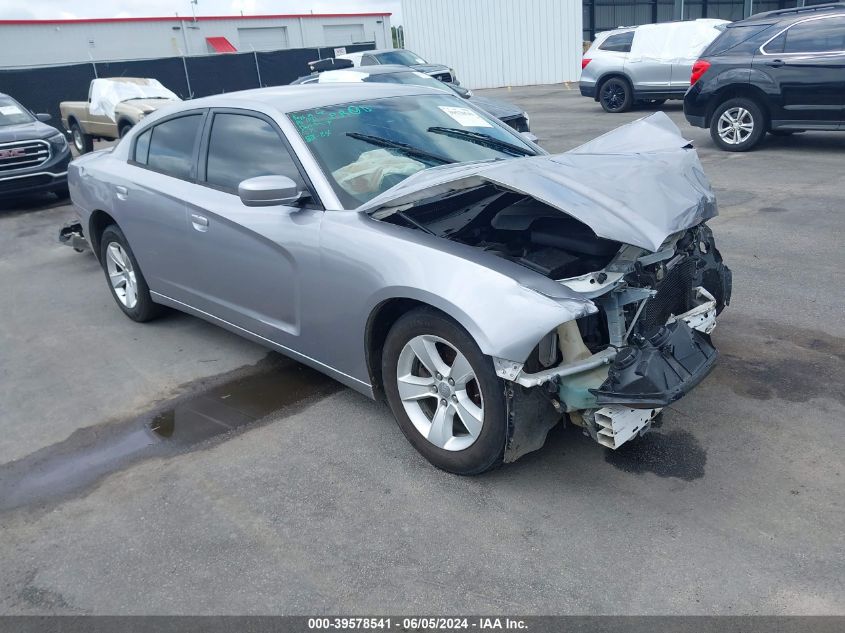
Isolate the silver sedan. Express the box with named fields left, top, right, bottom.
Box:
left=66, top=84, right=731, bottom=474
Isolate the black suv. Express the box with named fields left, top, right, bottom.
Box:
left=684, top=3, right=845, bottom=151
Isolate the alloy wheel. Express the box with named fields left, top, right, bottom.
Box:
left=601, top=83, right=626, bottom=111
left=105, top=242, right=138, bottom=309
left=717, top=107, right=754, bottom=145
left=396, top=334, right=484, bottom=451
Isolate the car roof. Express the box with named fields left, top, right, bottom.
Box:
left=183, top=83, right=452, bottom=114
left=596, top=18, right=725, bottom=38
left=322, top=64, right=420, bottom=77
left=734, top=1, right=844, bottom=26
left=97, top=77, right=157, bottom=83
left=364, top=48, right=414, bottom=55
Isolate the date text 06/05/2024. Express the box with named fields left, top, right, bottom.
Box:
left=307, top=617, right=528, bottom=630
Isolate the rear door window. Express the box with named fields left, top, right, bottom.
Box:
left=143, top=114, right=203, bottom=179
left=599, top=31, right=635, bottom=53
left=771, top=16, right=845, bottom=54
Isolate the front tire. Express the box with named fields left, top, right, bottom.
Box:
left=382, top=308, right=507, bottom=475
left=710, top=97, right=765, bottom=152
left=599, top=77, right=633, bottom=113
left=118, top=123, right=133, bottom=139
left=99, top=225, right=164, bottom=322
left=70, top=121, right=93, bottom=154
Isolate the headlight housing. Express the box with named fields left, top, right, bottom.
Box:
left=47, top=132, right=68, bottom=153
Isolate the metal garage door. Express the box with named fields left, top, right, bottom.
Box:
left=323, top=24, right=365, bottom=45
left=237, top=27, right=289, bottom=52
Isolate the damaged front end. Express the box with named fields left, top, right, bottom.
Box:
left=363, top=112, right=732, bottom=461
left=499, top=223, right=731, bottom=460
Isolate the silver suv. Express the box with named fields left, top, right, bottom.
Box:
left=580, top=19, right=728, bottom=113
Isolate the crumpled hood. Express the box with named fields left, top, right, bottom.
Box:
left=360, top=113, right=717, bottom=252
left=468, top=94, right=524, bottom=121
left=0, top=120, right=61, bottom=143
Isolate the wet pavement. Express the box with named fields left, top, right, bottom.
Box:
left=0, top=355, right=339, bottom=512
left=1, top=86, right=843, bottom=615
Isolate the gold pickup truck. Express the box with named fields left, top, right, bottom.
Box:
left=60, top=77, right=181, bottom=153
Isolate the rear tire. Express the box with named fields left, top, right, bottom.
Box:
left=599, top=77, right=633, bottom=113
left=118, top=123, right=133, bottom=139
left=382, top=308, right=507, bottom=475
left=99, top=225, right=165, bottom=323
left=70, top=121, right=93, bottom=154
left=709, top=97, right=765, bottom=152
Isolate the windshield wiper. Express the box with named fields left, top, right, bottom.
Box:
left=427, top=127, right=533, bottom=157
left=346, top=132, right=454, bottom=165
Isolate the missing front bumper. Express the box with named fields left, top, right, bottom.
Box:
left=58, top=221, right=88, bottom=252
left=502, top=286, right=718, bottom=391
left=498, top=287, right=720, bottom=454
left=591, top=319, right=718, bottom=409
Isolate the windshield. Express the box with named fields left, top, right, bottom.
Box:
left=374, top=50, right=427, bottom=65
left=0, top=96, right=34, bottom=127
left=365, top=71, right=459, bottom=95
left=289, top=94, right=536, bottom=208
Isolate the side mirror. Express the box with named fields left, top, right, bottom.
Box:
left=36, top=113, right=52, bottom=122
left=238, top=175, right=303, bottom=207
left=520, top=131, right=539, bottom=144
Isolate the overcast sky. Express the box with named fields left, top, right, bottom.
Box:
left=0, top=0, right=403, bottom=23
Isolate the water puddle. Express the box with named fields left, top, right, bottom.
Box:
left=0, top=354, right=341, bottom=512
left=604, top=427, right=707, bottom=481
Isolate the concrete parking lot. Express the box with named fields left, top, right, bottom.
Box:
left=1, top=86, right=843, bottom=615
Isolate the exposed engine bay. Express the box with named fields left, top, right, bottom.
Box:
left=385, top=185, right=622, bottom=281
left=383, top=184, right=733, bottom=458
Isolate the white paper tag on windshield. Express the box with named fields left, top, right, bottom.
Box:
left=0, top=105, right=23, bottom=116
left=438, top=106, right=492, bottom=128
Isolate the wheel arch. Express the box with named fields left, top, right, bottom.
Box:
left=705, top=84, right=770, bottom=128
left=65, top=114, right=80, bottom=133
left=88, top=209, right=118, bottom=262
left=595, top=72, right=633, bottom=101
left=117, top=118, right=134, bottom=134
left=365, top=297, right=484, bottom=400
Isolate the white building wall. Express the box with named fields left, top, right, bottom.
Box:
left=402, top=0, right=582, bottom=89
left=0, top=15, right=392, bottom=68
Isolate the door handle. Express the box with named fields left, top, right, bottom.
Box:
left=115, top=185, right=128, bottom=200
left=767, top=59, right=785, bottom=67
left=190, top=213, right=209, bottom=232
